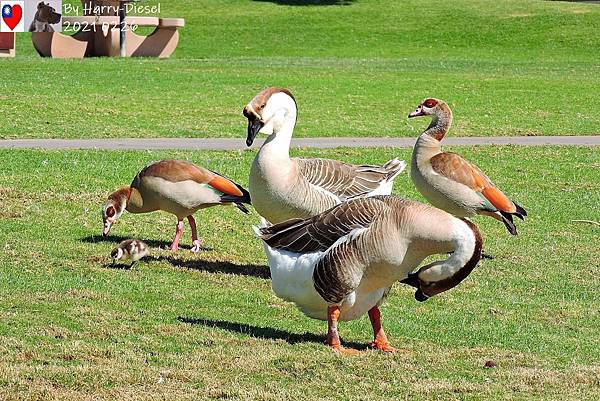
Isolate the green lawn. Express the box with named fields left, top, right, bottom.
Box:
left=1, top=147, right=598, bottom=400
left=2, top=0, right=600, bottom=139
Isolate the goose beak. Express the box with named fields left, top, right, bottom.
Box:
left=246, top=118, right=264, bottom=147
left=408, top=106, right=424, bottom=118
left=400, top=272, right=429, bottom=302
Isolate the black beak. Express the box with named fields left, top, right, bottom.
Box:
left=246, top=119, right=263, bottom=147
left=400, top=272, right=429, bottom=302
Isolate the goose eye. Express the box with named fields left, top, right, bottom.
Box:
left=260, top=104, right=266, bottom=110
left=424, top=99, right=437, bottom=108
left=106, top=206, right=115, bottom=218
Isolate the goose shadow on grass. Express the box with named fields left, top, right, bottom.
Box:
left=80, top=234, right=214, bottom=252
left=178, top=317, right=368, bottom=350
left=253, top=0, right=354, bottom=5
left=157, top=256, right=271, bottom=279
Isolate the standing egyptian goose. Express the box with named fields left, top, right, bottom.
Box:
left=256, top=195, right=483, bottom=353
left=102, top=160, right=251, bottom=252
left=243, top=87, right=405, bottom=224
left=409, top=98, right=527, bottom=234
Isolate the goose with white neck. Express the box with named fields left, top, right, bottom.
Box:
left=256, top=195, right=483, bottom=353
left=243, top=87, right=405, bottom=224
left=409, top=98, right=527, bottom=235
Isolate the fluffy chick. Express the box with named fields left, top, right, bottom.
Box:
left=111, top=239, right=149, bottom=267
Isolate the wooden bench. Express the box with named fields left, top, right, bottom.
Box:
left=0, top=33, right=16, bottom=58
left=31, top=4, right=184, bottom=58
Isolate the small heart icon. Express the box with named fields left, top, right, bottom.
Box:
left=2, top=4, right=23, bottom=31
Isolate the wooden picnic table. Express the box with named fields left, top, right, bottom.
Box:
left=31, top=0, right=184, bottom=58
left=0, top=33, right=15, bottom=58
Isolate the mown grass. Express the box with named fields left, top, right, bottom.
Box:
left=0, top=147, right=598, bottom=400
left=1, top=0, right=600, bottom=139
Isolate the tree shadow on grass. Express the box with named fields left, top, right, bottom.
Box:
left=253, top=0, right=354, bottom=5
left=177, top=317, right=367, bottom=350
left=158, top=256, right=271, bottom=279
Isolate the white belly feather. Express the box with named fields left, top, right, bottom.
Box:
left=258, top=227, right=386, bottom=321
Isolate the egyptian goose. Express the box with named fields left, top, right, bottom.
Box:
left=256, top=195, right=483, bottom=353
left=102, top=160, right=251, bottom=252
left=111, top=239, right=149, bottom=267
left=409, top=98, right=527, bottom=234
left=243, top=87, right=405, bottom=224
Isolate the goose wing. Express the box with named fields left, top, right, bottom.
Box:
left=259, top=196, right=394, bottom=303
left=132, top=160, right=214, bottom=187
left=429, top=152, right=517, bottom=213
left=296, top=158, right=404, bottom=201
left=259, top=195, right=390, bottom=253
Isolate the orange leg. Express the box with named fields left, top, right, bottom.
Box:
left=187, top=215, right=202, bottom=252
left=327, top=305, right=359, bottom=355
left=368, top=306, right=397, bottom=353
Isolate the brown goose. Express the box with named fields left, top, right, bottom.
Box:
left=243, top=87, right=405, bottom=224
left=409, top=98, right=527, bottom=234
left=255, top=195, right=483, bottom=354
left=102, top=160, right=251, bottom=252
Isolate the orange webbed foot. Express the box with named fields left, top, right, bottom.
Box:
left=368, top=340, right=399, bottom=353
left=330, top=344, right=361, bottom=355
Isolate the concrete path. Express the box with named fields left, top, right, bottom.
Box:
left=1, top=136, right=599, bottom=150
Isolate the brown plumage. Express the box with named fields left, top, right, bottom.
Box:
left=409, top=98, right=527, bottom=234
left=102, top=160, right=251, bottom=252
left=243, top=87, right=405, bottom=224
left=111, top=239, right=149, bottom=267
left=257, top=195, right=484, bottom=353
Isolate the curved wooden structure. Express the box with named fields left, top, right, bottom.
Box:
left=31, top=1, right=184, bottom=59
left=0, top=33, right=16, bottom=58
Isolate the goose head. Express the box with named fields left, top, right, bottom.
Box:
left=408, top=98, right=453, bottom=141
left=102, top=187, right=130, bottom=236
left=243, top=87, right=297, bottom=146
left=408, top=98, right=447, bottom=118
left=110, top=246, right=125, bottom=262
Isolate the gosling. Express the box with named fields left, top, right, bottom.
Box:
left=111, top=239, right=149, bottom=267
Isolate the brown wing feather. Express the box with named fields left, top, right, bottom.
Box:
left=296, top=158, right=397, bottom=200
left=132, top=160, right=214, bottom=188
left=430, top=152, right=516, bottom=213
left=313, top=234, right=369, bottom=303
left=259, top=196, right=390, bottom=253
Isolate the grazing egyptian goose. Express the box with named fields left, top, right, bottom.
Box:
left=111, top=239, right=149, bottom=267
left=255, top=195, right=483, bottom=354
left=409, top=98, right=527, bottom=235
left=102, top=160, right=251, bottom=252
left=243, top=87, right=405, bottom=224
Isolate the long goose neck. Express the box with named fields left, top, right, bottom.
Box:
left=424, top=104, right=452, bottom=142
left=414, top=219, right=483, bottom=298
left=258, top=109, right=297, bottom=163
left=125, top=187, right=144, bottom=212
left=445, top=219, right=482, bottom=277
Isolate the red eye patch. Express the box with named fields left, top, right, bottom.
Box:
left=423, top=99, right=438, bottom=108
left=106, top=206, right=115, bottom=217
